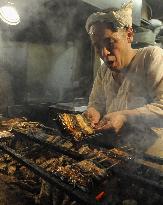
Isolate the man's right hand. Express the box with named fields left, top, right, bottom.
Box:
left=83, top=107, right=100, bottom=127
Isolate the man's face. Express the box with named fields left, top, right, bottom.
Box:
left=90, top=24, right=131, bottom=72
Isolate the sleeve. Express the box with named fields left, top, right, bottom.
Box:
left=88, top=65, right=106, bottom=115
left=135, top=46, right=163, bottom=127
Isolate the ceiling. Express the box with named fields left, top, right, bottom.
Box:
left=146, top=0, right=163, bottom=20
left=82, top=0, right=163, bottom=21
left=0, top=0, right=96, bottom=43
left=0, top=0, right=162, bottom=43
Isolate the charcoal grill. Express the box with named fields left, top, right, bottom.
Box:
left=0, top=105, right=163, bottom=204
left=0, top=132, right=114, bottom=205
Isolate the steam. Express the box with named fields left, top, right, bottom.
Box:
left=0, top=0, right=161, bottom=155
left=0, top=0, right=92, bottom=108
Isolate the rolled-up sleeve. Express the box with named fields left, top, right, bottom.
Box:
left=88, top=65, right=106, bottom=115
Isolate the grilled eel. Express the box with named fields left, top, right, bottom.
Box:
left=59, top=113, right=94, bottom=141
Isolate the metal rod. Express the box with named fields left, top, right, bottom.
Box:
left=12, top=129, right=83, bottom=160
left=143, top=154, right=163, bottom=165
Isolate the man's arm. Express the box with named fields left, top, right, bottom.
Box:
left=132, top=46, right=163, bottom=127
left=84, top=64, right=107, bottom=126
left=88, top=64, right=106, bottom=115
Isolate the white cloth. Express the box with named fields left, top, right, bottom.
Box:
left=85, top=0, right=133, bottom=33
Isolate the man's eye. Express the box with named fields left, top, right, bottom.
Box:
left=110, top=39, right=114, bottom=43
left=104, top=39, right=115, bottom=48
left=110, top=39, right=115, bottom=45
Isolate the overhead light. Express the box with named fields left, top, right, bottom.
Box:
left=0, top=3, right=20, bottom=25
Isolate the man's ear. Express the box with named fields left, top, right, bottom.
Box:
left=127, top=27, right=134, bottom=43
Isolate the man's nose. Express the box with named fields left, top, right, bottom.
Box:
left=101, top=47, right=110, bottom=58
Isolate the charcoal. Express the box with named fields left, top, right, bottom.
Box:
left=56, top=164, right=92, bottom=191
left=60, top=141, right=73, bottom=149
left=78, top=145, right=93, bottom=155
left=7, top=164, right=16, bottom=175
left=77, top=160, right=106, bottom=179
left=0, top=162, right=6, bottom=170
left=0, top=131, right=14, bottom=138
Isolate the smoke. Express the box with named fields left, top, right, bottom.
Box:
left=0, top=0, right=90, bottom=105
left=6, top=0, right=79, bottom=42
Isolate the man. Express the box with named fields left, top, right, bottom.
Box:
left=85, top=1, right=163, bottom=135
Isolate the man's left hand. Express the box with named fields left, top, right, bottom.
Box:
left=95, top=111, right=127, bottom=133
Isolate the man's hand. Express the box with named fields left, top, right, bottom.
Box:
left=96, top=111, right=127, bottom=133
left=83, top=107, right=100, bottom=127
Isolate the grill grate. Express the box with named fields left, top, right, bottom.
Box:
left=0, top=117, right=163, bottom=203
left=0, top=134, right=111, bottom=204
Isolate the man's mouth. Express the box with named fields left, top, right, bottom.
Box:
left=104, top=56, right=120, bottom=72
left=107, top=61, right=114, bottom=67
left=104, top=56, right=116, bottom=67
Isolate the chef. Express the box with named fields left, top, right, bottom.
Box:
left=84, top=1, right=163, bottom=137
